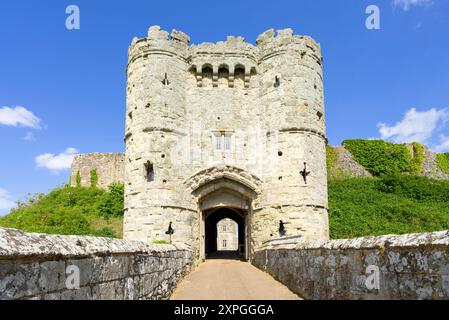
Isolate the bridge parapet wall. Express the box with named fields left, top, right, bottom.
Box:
left=0, top=228, right=194, bottom=300
left=253, top=231, right=449, bottom=300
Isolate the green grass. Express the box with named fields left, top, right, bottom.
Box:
left=0, top=183, right=124, bottom=238
left=329, top=175, right=449, bottom=239
left=152, top=240, right=170, bottom=244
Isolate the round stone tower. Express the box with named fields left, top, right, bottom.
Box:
left=124, top=26, right=329, bottom=259
left=124, top=26, right=198, bottom=245
left=251, top=29, right=329, bottom=248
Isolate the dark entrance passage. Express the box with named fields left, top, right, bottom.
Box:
left=204, top=208, right=245, bottom=260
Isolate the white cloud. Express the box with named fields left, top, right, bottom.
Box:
left=23, top=132, right=36, bottom=141
left=0, top=188, right=16, bottom=214
left=0, top=106, right=41, bottom=129
left=393, top=0, right=434, bottom=11
left=378, top=108, right=449, bottom=144
left=35, top=148, right=79, bottom=173
left=435, top=134, right=449, bottom=152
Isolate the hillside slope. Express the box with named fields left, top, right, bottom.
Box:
left=329, top=175, right=449, bottom=239
left=0, top=184, right=124, bottom=238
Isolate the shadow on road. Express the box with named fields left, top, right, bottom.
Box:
left=206, top=250, right=243, bottom=261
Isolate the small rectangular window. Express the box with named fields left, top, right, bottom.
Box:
left=213, top=132, right=232, bottom=151
left=223, top=240, right=227, bottom=248
left=214, top=133, right=222, bottom=150
left=224, top=135, right=231, bottom=151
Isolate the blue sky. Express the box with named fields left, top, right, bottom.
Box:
left=1, top=0, right=449, bottom=214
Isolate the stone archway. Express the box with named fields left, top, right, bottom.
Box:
left=204, top=207, right=244, bottom=259
left=184, top=166, right=261, bottom=261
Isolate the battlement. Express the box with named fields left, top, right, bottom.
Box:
left=128, top=26, right=322, bottom=68
left=127, top=26, right=323, bottom=91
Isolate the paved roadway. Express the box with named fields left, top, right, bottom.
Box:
left=171, top=259, right=302, bottom=300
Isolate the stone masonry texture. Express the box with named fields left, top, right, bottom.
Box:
left=70, top=153, right=125, bottom=190
left=0, top=228, right=193, bottom=300
left=252, top=231, right=449, bottom=300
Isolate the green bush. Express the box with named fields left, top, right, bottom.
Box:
left=0, top=185, right=124, bottom=238
left=97, top=183, right=125, bottom=217
left=343, top=140, right=424, bottom=176
left=436, top=153, right=449, bottom=175
left=329, top=175, right=449, bottom=239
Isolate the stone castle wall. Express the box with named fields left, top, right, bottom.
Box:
left=253, top=231, right=449, bottom=300
left=0, top=228, right=193, bottom=300
left=70, top=153, right=125, bottom=190
left=124, top=26, right=329, bottom=255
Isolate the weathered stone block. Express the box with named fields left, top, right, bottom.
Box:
left=38, top=260, right=66, bottom=293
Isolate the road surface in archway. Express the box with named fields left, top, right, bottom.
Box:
left=170, top=259, right=302, bottom=300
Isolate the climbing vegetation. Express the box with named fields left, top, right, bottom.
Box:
left=343, top=140, right=424, bottom=176
left=436, top=153, right=449, bottom=175
left=76, top=171, right=82, bottom=187
left=326, top=145, right=338, bottom=178
left=90, top=169, right=99, bottom=188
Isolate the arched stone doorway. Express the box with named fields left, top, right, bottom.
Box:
left=199, top=189, right=251, bottom=261
left=184, top=166, right=262, bottom=261
left=204, top=208, right=245, bottom=259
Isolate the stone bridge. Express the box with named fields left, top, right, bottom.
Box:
left=1, top=228, right=448, bottom=300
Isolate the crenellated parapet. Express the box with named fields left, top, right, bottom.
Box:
left=127, top=26, right=323, bottom=89
left=128, top=26, right=190, bottom=67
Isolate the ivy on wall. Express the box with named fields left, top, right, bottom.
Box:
left=326, top=145, right=338, bottom=177
left=410, top=142, right=425, bottom=175
left=90, top=169, right=99, bottom=188
left=76, top=171, right=82, bottom=187
left=436, top=153, right=449, bottom=175
left=326, top=145, right=353, bottom=179
left=343, top=140, right=424, bottom=177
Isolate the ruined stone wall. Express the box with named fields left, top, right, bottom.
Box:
left=253, top=231, right=449, bottom=300
left=0, top=228, right=193, bottom=300
left=124, top=26, right=329, bottom=254
left=70, top=153, right=125, bottom=190
left=333, top=146, right=372, bottom=178
left=330, top=144, right=449, bottom=180
left=420, top=145, right=449, bottom=180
